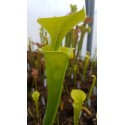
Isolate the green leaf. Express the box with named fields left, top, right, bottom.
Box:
left=87, top=75, right=96, bottom=100
left=40, top=47, right=74, bottom=125
left=83, top=52, right=90, bottom=79
left=32, top=90, right=40, bottom=103
left=71, top=89, right=86, bottom=125
left=37, top=9, right=86, bottom=51
left=38, top=9, right=86, bottom=125
left=77, top=25, right=91, bottom=56
left=71, top=89, right=86, bottom=105
left=32, top=91, right=40, bottom=118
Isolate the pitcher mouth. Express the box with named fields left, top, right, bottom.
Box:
left=39, top=44, right=75, bottom=59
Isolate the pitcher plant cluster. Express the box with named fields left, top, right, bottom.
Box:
left=27, top=5, right=97, bottom=125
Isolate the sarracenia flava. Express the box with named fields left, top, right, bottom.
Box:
left=37, top=9, right=86, bottom=125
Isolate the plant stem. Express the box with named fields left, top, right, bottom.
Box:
left=74, top=107, right=81, bottom=125
left=86, top=75, right=96, bottom=103
left=35, top=102, right=39, bottom=119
